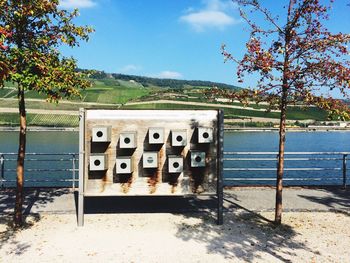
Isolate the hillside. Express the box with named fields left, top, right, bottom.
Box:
left=88, top=70, right=241, bottom=90
left=0, top=74, right=331, bottom=127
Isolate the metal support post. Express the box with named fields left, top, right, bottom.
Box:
left=217, top=109, right=224, bottom=225
left=343, top=154, right=347, bottom=189
left=78, top=109, right=85, bottom=226
left=72, top=154, right=76, bottom=191
left=0, top=154, right=4, bottom=188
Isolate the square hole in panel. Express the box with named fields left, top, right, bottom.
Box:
left=190, top=151, right=206, bottom=167
left=116, top=157, right=133, bottom=174
left=198, top=127, right=213, bottom=143
left=168, top=155, right=184, bottom=173
left=92, top=127, right=111, bottom=142
left=171, top=130, right=187, bottom=147
left=89, top=154, right=108, bottom=171
left=120, top=132, right=137, bottom=149
left=143, top=152, right=158, bottom=168
left=148, top=127, right=164, bottom=144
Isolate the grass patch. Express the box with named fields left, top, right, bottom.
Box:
left=0, top=99, right=80, bottom=110
left=24, top=91, right=48, bottom=99
left=0, top=88, right=14, bottom=98
left=0, top=77, right=150, bottom=105
left=81, top=90, right=102, bottom=102
left=0, top=113, right=36, bottom=126
left=117, top=79, right=144, bottom=88
left=0, top=113, right=78, bottom=127
left=29, top=114, right=79, bottom=127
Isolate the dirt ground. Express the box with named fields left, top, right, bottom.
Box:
left=1, top=210, right=349, bottom=263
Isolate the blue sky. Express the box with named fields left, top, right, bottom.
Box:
left=60, top=0, right=350, bottom=91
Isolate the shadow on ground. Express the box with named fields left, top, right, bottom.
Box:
left=174, top=196, right=317, bottom=262
left=77, top=192, right=315, bottom=262
left=1, top=187, right=333, bottom=260
left=298, top=186, right=350, bottom=215
left=0, top=188, right=70, bottom=254
left=75, top=192, right=217, bottom=214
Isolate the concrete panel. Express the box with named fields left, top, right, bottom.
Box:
left=82, top=110, right=219, bottom=196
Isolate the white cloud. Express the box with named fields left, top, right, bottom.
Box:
left=120, top=64, right=142, bottom=73
left=59, top=0, right=96, bottom=9
left=180, top=0, right=240, bottom=32
left=181, top=11, right=236, bottom=32
left=153, top=71, right=183, bottom=79
left=205, top=0, right=238, bottom=11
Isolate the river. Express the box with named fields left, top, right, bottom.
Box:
left=0, top=131, right=349, bottom=186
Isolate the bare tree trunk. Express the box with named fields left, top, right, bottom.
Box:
left=274, top=0, right=293, bottom=226
left=14, top=86, right=26, bottom=227
left=275, top=88, right=288, bottom=225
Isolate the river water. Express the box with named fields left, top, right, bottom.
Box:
left=0, top=131, right=349, bottom=186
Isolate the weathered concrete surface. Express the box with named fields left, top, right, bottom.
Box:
left=1, top=187, right=349, bottom=216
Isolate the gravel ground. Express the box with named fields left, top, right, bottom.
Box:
left=1, top=210, right=349, bottom=263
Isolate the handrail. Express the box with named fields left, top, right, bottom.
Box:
left=224, top=151, right=348, bottom=188
left=0, top=153, right=77, bottom=155
left=0, top=151, right=348, bottom=188
left=224, top=151, right=350, bottom=155
left=0, top=154, right=4, bottom=188
left=0, top=152, right=78, bottom=189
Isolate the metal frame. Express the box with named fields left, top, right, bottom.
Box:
left=0, top=154, right=4, bottom=188
left=217, top=109, right=224, bottom=225
left=78, top=108, right=85, bottom=226
left=343, top=154, right=348, bottom=189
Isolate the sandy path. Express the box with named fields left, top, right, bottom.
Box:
left=1, top=210, right=349, bottom=263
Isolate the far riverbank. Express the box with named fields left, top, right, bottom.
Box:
left=0, top=126, right=349, bottom=132
left=0, top=126, right=78, bottom=132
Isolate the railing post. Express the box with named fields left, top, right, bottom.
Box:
left=0, top=154, right=4, bottom=188
left=216, top=109, right=224, bottom=225
left=72, top=154, right=76, bottom=191
left=343, top=154, right=347, bottom=189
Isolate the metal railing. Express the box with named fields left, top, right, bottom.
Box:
left=0, top=151, right=348, bottom=188
left=0, top=153, right=78, bottom=189
left=224, top=152, right=348, bottom=187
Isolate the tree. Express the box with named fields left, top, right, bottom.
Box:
left=0, top=25, right=10, bottom=81
left=0, top=0, right=93, bottom=226
left=221, top=0, right=350, bottom=224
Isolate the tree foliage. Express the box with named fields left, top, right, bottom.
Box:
left=0, top=0, right=93, bottom=100
left=221, top=0, right=350, bottom=119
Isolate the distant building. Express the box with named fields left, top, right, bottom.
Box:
left=216, top=98, right=231, bottom=103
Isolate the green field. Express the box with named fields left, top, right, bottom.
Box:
left=1, top=78, right=151, bottom=105
left=0, top=113, right=78, bottom=127
left=29, top=114, right=79, bottom=127
left=0, top=102, right=327, bottom=127
left=79, top=78, right=150, bottom=104
left=0, top=76, right=334, bottom=127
